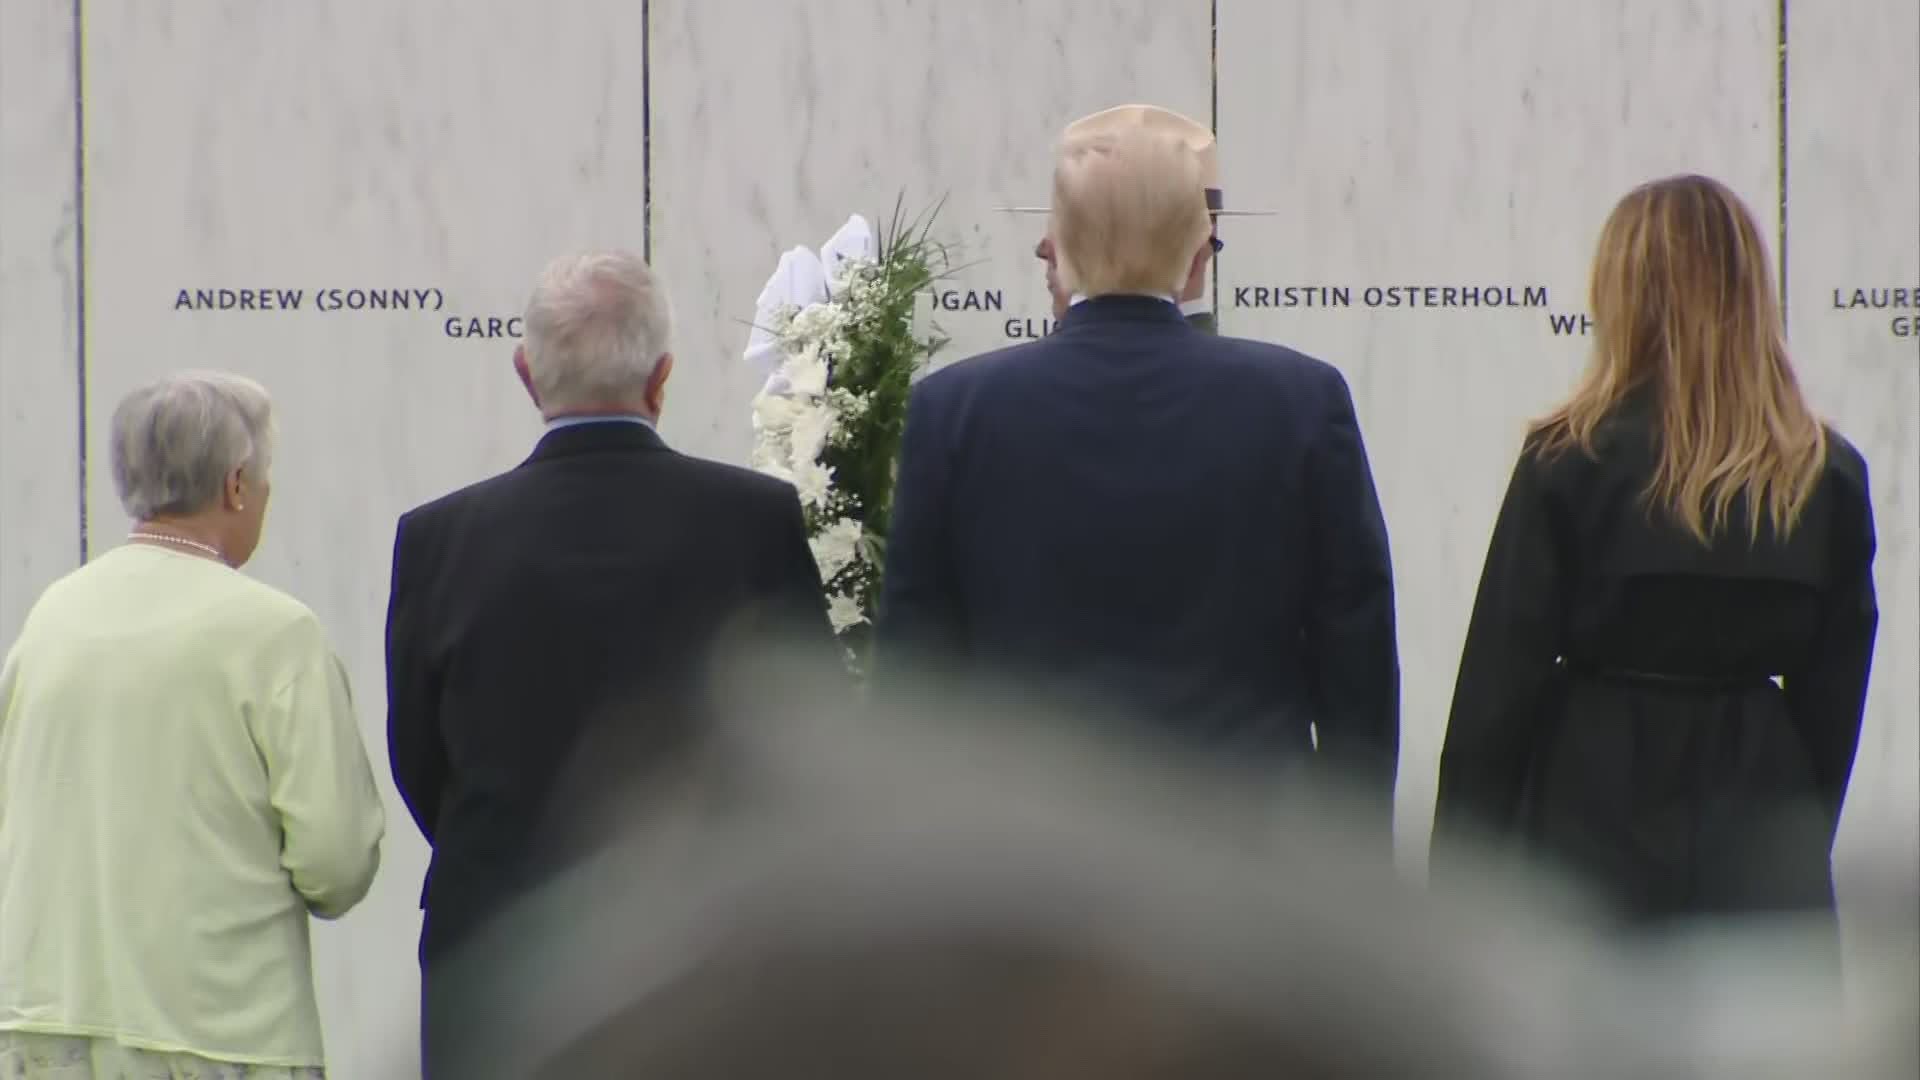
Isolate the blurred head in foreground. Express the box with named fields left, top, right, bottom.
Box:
left=424, top=649, right=1590, bottom=1079
left=428, top=646, right=1915, bottom=1079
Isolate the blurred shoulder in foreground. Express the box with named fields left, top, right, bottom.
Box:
left=432, top=647, right=1917, bottom=1080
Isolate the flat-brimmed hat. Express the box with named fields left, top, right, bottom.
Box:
left=998, top=104, right=1275, bottom=216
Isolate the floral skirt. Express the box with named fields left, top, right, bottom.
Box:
left=0, top=1032, right=323, bottom=1080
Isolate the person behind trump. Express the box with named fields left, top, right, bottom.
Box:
left=877, top=110, right=1400, bottom=823
left=384, top=250, right=835, bottom=1075
left=0, top=371, right=384, bottom=1079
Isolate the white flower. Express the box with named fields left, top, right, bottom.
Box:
left=821, top=335, right=854, bottom=366
left=750, top=431, right=793, bottom=475
left=781, top=343, right=830, bottom=397
left=808, top=517, right=865, bottom=583
left=786, top=399, right=836, bottom=465
left=829, top=258, right=878, bottom=298
left=787, top=301, right=846, bottom=346
left=830, top=389, right=871, bottom=424
left=827, top=592, right=868, bottom=633
left=751, top=388, right=802, bottom=433
left=747, top=207, right=949, bottom=654
left=791, top=458, right=835, bottom=509
left=766, top=302, right=799, bottom=336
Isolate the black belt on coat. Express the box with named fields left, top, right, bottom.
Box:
left=1559, top=657, right=1778, bottom=693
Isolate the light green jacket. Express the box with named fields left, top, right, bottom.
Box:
left=0, top=545, right=384, bottom=1068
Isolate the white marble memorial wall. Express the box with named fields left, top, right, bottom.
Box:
left=0, top=1, right=1913, bottom=1075
left=0, top=0, right=81, bottom=644
left=1785, top=0, right=1920, bottom=919
left=78, top=2, right=647, bottom=1074
left=1215, top=0, right=1785, bottom=869
left=648, top=0, right=1211, bottom=464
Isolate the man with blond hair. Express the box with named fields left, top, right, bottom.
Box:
left=879, top=112, right=1400, bottom=822
left=1014, top=106, right=1256, bottom=332
left=384, top=250, right=833, bottom=1075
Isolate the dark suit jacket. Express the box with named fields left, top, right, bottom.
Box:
left=385, top=420, right=832, bottom=965
left=877, top=295, right=1399, bottom=801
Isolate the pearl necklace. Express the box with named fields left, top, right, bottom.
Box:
left=128, top=530, right=228, bottom=564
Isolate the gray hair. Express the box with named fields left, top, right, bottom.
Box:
left=522, top=251, right=672, bottom=413
left=109, top=370, right=275, bottom=520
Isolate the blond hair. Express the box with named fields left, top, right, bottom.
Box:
left=1048, top=127, right=1211, bottom=299
left=1531, top=174, right=1826, bottom=544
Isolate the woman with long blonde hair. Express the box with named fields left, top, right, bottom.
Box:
left=1432, top=175, right=1878, bottom=926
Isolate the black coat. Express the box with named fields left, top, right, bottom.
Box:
left=384, top=421, right=832, bottom=966
left=876, top=295, right=1400, bottom=808
left=1433, top=407, right=1878, bottom=923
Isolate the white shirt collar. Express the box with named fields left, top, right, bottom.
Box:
left=1069, top=292, right=1180, bottom=307
left=544, top=414, right=655, bottom=432
left=1068, top=293, right=1212, bottom=319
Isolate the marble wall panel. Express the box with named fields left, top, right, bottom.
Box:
left=82, top=2, right=647, bottom=1074
left=0, top=0, right=80, bottom=647
left=1215, top=0, right=1780, bottom=865
left=648, top=0, right=1211, bottom=466
left=21, top=0, right=1912, bottom=1070
left=1785, top=0, right=1920, bottom=912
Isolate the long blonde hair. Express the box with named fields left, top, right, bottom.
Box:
left=1531, top=174, right=1826, bottom=544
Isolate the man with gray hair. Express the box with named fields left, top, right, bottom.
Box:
left=383, top=251, right=833, bottom=1075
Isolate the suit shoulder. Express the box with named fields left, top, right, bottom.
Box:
left=1510, top=435, right=1580, bottom=496
left=1232, top=336, right=1344, bottom=375
left=398, top=471, right=501, bottom=527
left=671, top=452, right=804, bottom=506
left=1206, top=336, right=1356, bottom=405
left=1819, top=427, right=1874, bottom=513
left=1822, top=426, right=1869, bottom=485
left=914, top=342, right=1035, bottom=398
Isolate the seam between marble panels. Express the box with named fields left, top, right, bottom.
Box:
left=642, top=0, right=653, bottom=263
left=1777, top=0, right=1789, bottom=327
left=1210, top=0, right=1219, bottom=317
left=71, top=0, right=89, bottom=562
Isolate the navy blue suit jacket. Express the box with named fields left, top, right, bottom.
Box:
left=877, top=295, right=1399, bottom=798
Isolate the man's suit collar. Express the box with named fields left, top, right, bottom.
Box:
left=1059, top=294, right=1191, bottom=330
left=525, top=418, right=668, bottom=464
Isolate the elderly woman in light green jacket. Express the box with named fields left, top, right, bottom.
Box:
left=0, top=370, right=385, bottom=1079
